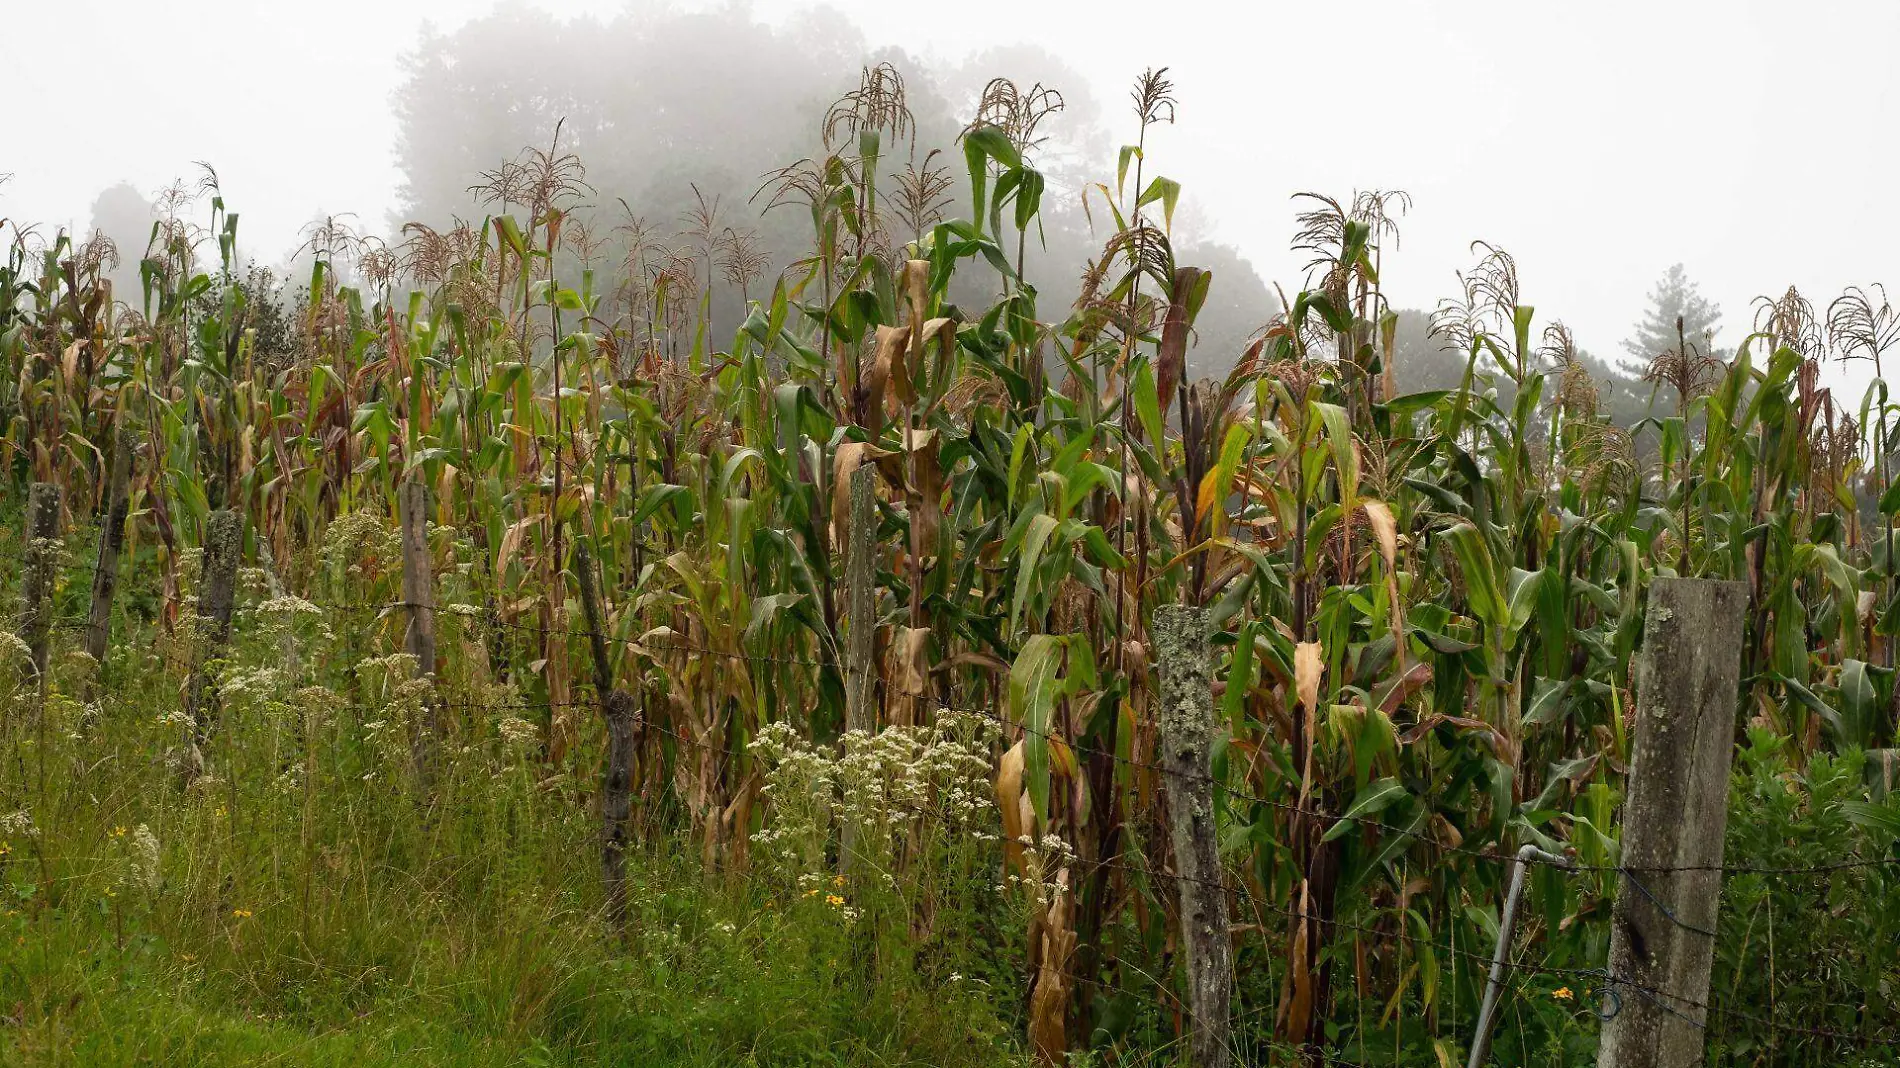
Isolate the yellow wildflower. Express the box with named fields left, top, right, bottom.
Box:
left=825, top=894, right=844, bottom=907
left=1552, top=987, right=1573, bottom=1001
left=232, top=908, right=252, bottom=919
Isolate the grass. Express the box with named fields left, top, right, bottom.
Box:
left=2, top=834, right=1026, bottom=1067
left=0, top=515, right=1029, bottom=1067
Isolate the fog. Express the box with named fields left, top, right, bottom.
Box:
left=5, top=0, right=1896, bottom=393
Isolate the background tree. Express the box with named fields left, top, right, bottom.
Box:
left=388, top=4, right=1276, bottom=376
left=1621, top=262, right=1725, bottom=368
left=85, top=180, right=155, bottom=305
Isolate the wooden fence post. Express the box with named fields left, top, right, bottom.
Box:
left=182, top=509, right=242, bottom=781
left=577, top=537, right=640, bottom=929
left=85, top=429, right=137, bottom=670
left=1153, top=603, right=1232, bottom=1068
left=397, top=478, right=441, bottom=790
left=17, top=482, right=61, bottom=685
left=844, top=463, right=877, bottom=736
left=397, top=479, right=437, bottom=679
left=839, top=462, right=877, bottom=876
left=1597, top=577, right=1747, bottom=1068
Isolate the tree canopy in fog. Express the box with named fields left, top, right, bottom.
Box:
left=387, top=3, right=1274, bottom=378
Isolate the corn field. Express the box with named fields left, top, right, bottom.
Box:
left=2, top=64, right=1898, bottom=1068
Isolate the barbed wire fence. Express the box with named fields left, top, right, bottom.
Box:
left=33, top=567, right=1900, bottom=1066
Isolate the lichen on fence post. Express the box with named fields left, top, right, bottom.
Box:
left=1153, top=602, right=1232, bottom=1068
left=839, top=462, right=877, bottom=878
left=85, top=429, right=137, bottom=677
left=1597, top=577, right=1747, bottom=1068
left=577, top=536, right=641, bottom=930
left=182, top=509, right=242, bottom=783
left=18, top=482, right=61, bottom=686
left=397, top=478, right=437, bottom=680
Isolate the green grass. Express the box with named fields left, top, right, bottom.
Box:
left=0, top=559, right=1029, bottom=1068
left=1, top=842, right=1027, bottom=1067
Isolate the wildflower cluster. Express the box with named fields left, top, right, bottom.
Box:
left=794, top=872, right=862, bottom=922
left=750, top=711, right=999, bottom=892
left=749, top=722, right=837, bottom=872
left=320, top=511, right=400, bottom=581
left=253, top=594, right=333, bottom=643
left=219, top=664, right=291, bottom=717
left=1002, top=833, right=1076, bottom=909
left=0, top=632, right=36, bottom=694
left=115, top=823, right=162, bottom=894
left=496, top=715, right=540, bottom=754
left=0, top=810, right=36, bottom=839
left=354, top=653, right=433, bottom=774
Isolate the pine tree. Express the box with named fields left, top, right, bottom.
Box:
left=86, top=182, right=156, bottom=305
left=1620, top=263, right=1723, bottom=371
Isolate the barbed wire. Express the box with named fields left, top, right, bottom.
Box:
left=559, top=699, right=1892, bottom=1048
left=115, top=592, right=1900, bottom=880
left=10, top=604, right=1895, bottom=1052
left=23, top=568, right=1897, bottom=1046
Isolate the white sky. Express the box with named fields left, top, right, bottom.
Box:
left=4, top=0, right=1896, bottom=392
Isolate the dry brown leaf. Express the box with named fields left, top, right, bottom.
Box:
left=1362, top=500, right=1397, bottom=572
left=1374, top=661, right=1433, bottom=715
left=1396, top=711, right=1497, bottom=746
left=890, top=625, right=930, bottom=697
left=436, top=462, right=459, bottom=517
left=905, top=428, right=943, bottom=558
left=496, top=513, right=544, bottom=573
left=1363, top=498, right=1408, bottom=671
left=869, top=324, right=913, bottom=416
left=1294, top=641, right=1323, bottom=714
left=1027, top=867, right=1075, bottom=1065
left=903, top=259, right=929, bottom=328
left=1283, top=879, right=1314, bottom=1047
left=830, top=441, right=890, bottom=545
left=918, top=316, right=955, bottom=346
left=1156, top=266, right=1202, bottom=418
left=996, top=740, right=1028, bottom=872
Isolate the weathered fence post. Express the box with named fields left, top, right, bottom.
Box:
left=85, top=429, right=137, bottom=670
left=17, top=482, right=61, bottom=686
left=844, top=463, right=877, bottom=737
left=397, top=478, right=437, bottom=679
left=1597, top=577, right=1747, bottom=1068
left=838, top=463, right=877, bottom=875
left=398, top=478, right=441, bottom=789
left=577, top=537, right=640, bottom=929
left=182, top=509, right=242, bottom=781
left=1153, top=603, right=1232, bottom=1068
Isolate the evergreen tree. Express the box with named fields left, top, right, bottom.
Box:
left=1620, top=263, right=1723, bottom=371
left=85, top=181, right=156, bottom=307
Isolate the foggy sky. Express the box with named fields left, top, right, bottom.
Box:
left=5, top=0, right=1896, bottom=395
